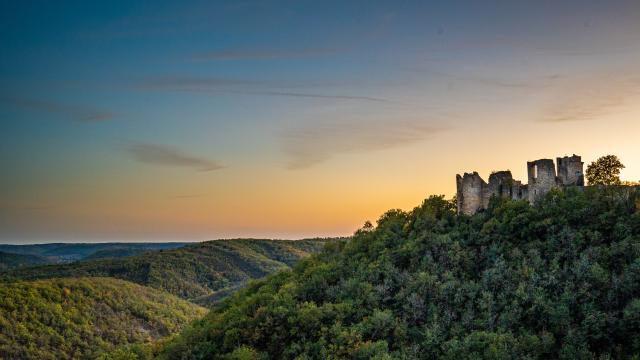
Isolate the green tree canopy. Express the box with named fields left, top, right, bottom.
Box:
left=158, top=187, right=640, bottom=359
left=586, top=154, right=625, bottom=185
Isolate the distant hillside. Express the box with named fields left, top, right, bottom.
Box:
left=0, top=243, right=187, bottom=264
left=5, top=239, right=334, bottom=302
left=0, top=277, right=206, bottom=360
left=158, top=187, right=640, bottom=359
left=82, top=248, right=149, bottom=260
left=0, top=251, right=49, bottom=271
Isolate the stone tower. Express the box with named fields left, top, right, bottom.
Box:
left=456, top=172, right=486, bottom=215
left=527, top=159, right=557, bottom=203
left=557, top=155, right=584, bottom=186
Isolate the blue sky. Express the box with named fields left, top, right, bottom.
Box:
left=2, top=0, right=640, bottom=243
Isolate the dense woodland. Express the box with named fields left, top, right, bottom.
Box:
left=5, top=186, right=640, bottom=359
left=0, top=239, right=331, bottom=359
left=0, top=277, right=206, bottom=359
left=3, top=239, right=331, bottom=302
left=157, top=187, right=640, bottom=359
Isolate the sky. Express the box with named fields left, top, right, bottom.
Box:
left=2, top=0, right=640, bottom=244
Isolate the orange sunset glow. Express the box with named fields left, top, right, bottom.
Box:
left=2, top=1, right=640, bottom=243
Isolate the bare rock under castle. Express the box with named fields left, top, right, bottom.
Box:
left=456, top=155, right=584, bottom=215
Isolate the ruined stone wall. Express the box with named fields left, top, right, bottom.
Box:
left=511, top=180, right=528, bottom=201
left=456, top=154, right=584, bottom=215
left=557, top=155, right=584, bottom=186
left=456, top=172, right=486, bottom=215
left=485, top=171, right=515, bottom=208
left=528, top=159, right=558, bottom=203
left=456, top=170, right=527, bottom=215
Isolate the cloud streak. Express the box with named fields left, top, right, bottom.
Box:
left=0, top=96, right=115, bottom=123
left=136, top=76, right=393, bottom=103
left=172, top=194, right=205, bottom=199
left=137, top=76, right=260, bottom=91
left=540, top=74, right=640, bottom=123
left=283, top=119, right=447, bottom=169
left=406, top=68, right=562, bottom=90
left=127, top=143, right=223, bottom=171
left=236, top=90, right=392, bottom=103
left=192, top=48, right=341, bottom=61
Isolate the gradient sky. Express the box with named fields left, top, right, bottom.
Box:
left=2, top=0, right=640, bottom=243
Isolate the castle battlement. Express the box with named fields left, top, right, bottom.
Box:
left=456, top=155, right=584, bottom=215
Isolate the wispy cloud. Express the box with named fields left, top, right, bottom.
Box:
left=283, top=119, right=447, bottom=169
left=172, top=194, right=205, bottom=199
left=405, top=68, right=562, bottom=90
left=237, top=91, right=392, bottom=103
left=127, top=143, right=223, bottom=171
left=0, top=96, right=115, bottom=123
left=540, top=74, right=640, bottom=122
left=449, top=73, right=561, bottom=90
left=408, top=65, right=640, bottom=123
left=0, top=203, right=55, bottom=213
left=192, top=48, right=340, bottom=61
left=136, top=76, right=393, bottom=103
left=136, top=76, right=260, bottom=91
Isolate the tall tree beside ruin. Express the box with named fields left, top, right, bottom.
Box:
left=586, top=155, right=625, bottom=185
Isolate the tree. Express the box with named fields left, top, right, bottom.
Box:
left=158, top=187, right=640, bottom=359
left=586, top=155, right=625, bottom=185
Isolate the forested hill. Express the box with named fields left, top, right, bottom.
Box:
left=4, top=239, right=333, bottom=302
left=158, top=187, right=640, bottom=359
left=0, top=242, right=187, bottom=264
left=0, top=251, right=49, bottom=271
left=0, top=277, right=206, bottom=359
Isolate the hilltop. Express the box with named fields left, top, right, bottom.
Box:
left=158, top=187, right=640, bottom=359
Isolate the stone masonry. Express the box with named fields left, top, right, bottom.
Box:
left=456, top=155, right=584, bottom=215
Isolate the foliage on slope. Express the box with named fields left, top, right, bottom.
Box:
left=4, top=239, right=332, bottom=301
left=82, top=248, right=151, bottom=260
left=0, top=243, right=187, bottom=264
left=0, top=277, right=206, bottom=360
left=0, top=251, right=49, bottom=271
left=159, top=187, right=640, bottom=359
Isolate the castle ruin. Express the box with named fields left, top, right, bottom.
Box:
left=456, top=155, right=584, bottom=215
